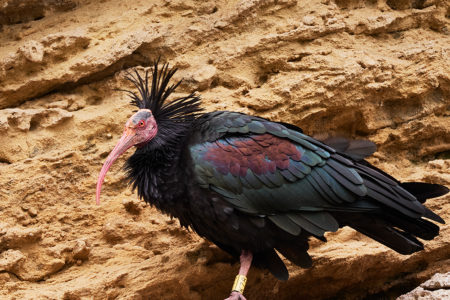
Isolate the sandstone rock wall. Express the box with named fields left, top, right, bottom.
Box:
left=0, top=0, right=449, bottom=299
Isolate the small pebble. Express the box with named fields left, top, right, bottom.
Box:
left=73, top=240, right=91, bottom=261
left=28, top=207, right=38, bottom=217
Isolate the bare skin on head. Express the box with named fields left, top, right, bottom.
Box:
left=96, top=109, right=158, bottom=205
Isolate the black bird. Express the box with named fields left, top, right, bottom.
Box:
left=96, top=62, right=448, bottom=300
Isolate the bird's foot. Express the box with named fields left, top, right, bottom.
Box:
left=225, top=291, right=247, bottom=300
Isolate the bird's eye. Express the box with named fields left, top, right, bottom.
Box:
left=139, top=120, right=145, bottom=127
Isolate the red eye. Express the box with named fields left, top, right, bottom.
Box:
left=139, top=120, right=145, bottom=127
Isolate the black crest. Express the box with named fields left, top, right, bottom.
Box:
left=123, top=61, right=203, bottom=125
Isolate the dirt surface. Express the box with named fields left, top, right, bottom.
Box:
left=0, top=0, right=449, bottom=299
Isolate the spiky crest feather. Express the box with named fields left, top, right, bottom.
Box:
left=123, top=61, right=203, bottom=128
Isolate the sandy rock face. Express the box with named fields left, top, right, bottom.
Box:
left=0, top=0, right=449, bottom=299
left=398, top=272, right=450, bottom=299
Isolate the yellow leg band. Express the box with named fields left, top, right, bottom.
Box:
left=232, top=274, right=247, bottom=294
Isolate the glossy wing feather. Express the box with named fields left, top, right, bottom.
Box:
left=190, top=113, right=367, bottom=237
left=190, top=111, right=444, bottom=239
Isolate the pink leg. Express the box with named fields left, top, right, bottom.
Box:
left=225, top=250, right=253, bottom=300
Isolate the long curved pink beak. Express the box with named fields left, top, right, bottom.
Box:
left=96, top=128, right=136, bottom=205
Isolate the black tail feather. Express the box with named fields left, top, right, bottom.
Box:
left=335, top=212, right=439, bottom=255
left=276, top=243, right=312, bottom=268
left=352, top=224, right=423, bottom=255
left=400, top=182, right=449, bottom=203
left=382, top=212, right=440, bottom=240
left=255, top=250, right=289, bottom=281
left=321, top=137, right=377, bottom=161
left=423, top=208, right=445, bottom=224
left=400, top=182, right=447, bottom=224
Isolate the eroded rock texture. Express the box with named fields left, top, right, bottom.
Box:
left=0, top=0, right=449, bottom=299
left=398, top=272, right=450, bottom=299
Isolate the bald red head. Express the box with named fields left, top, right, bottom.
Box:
left=96, top=109, right=158, bottom=205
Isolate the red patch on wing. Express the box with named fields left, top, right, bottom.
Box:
left=204, top=134, right=301, bottom=176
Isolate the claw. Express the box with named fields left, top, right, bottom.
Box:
left=225, top=291, right=247, bottom=300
